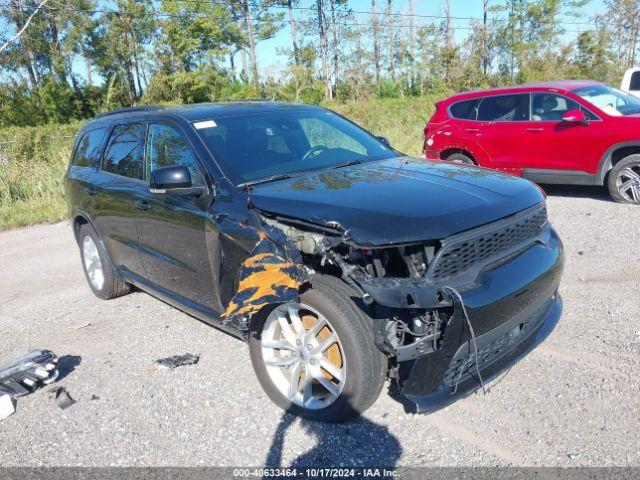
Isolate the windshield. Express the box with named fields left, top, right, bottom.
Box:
left=572, top=84, right=640, bottom=116
left=194, top=108, right=398, bottom=185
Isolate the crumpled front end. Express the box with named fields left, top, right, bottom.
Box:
left=353, top=204, right=565, bottom=413
left=249, top=200, right=563, bottom=413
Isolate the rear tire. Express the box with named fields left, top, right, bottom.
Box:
left=444, top=152, right=475, bottom=165
left=607, top=154, right=640, bottom=204
left=78, top=224, right=131, bottom=300
left=248, top=275, right=386, bottom=423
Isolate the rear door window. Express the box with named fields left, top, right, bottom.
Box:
left=477, top=94, right=529, bottom=121
left=102, top=124, right=144, bottom=180
left=449, top=99, right=480, bottom=120
left=72, top=128, right=107, bottom=167
left=145, top=124, right=204, bottom=186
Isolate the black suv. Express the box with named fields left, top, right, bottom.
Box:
left=65, top=102, right=564, bottom=422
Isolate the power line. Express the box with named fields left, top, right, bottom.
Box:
left=0, top=1, right=599, bottom=34
left=0, top=0, right=596, bottom=27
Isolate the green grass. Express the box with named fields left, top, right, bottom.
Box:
left=327, top=95, right=440, bottom=156
left=0, top=196, right=68, bottom=229
left=0, top=96, right=443, bottom=230
left=0, top=121, right=81, bottom=230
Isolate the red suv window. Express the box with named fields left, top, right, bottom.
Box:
left=477, top=94, right=529, bottom=122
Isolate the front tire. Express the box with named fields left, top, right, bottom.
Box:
left=607, top=155, right=640, bottom=204
left=248, top=275, right=386, bottom=423
left=78, top=224, right=131, bottom=300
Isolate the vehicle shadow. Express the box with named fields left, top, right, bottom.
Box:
left=540, top=184, right=613, bottom=202
left=264, top=403, right=402, bottom=470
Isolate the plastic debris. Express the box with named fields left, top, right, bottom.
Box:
left=0, top=394, right=16, bottom=420
left=48, top=386, right=76, bottom=410
left=155, top=353, right=200, bottom=370
left=0, top=349, right=59, bottom=398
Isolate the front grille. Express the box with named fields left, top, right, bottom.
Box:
left=427, top=205, right=547, bottom=281
left=442, top=299, right=551, bottom=387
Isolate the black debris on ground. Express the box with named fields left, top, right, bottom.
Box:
left=48, top=386, right=76, bottom=410
left=155, top=353, right=200, bottom=370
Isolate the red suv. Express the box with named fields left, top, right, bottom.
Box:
left=424, top=80, right=640, bottom=203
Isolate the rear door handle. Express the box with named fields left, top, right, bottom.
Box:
left=525, top=127, right=544, bottom=132
left=464, top=128, right=480, bottom=133
left=134, top=200, right=151, bottom=211
left=84, top=186, right=97, bottom=195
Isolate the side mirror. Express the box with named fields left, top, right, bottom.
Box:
left=150, top=164, right=204, bottom=196
left=561, top=109, right=587, bottom=124
left=377, top=136, right=390, bottom=147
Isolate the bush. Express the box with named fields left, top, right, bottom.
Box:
left=0, top=121, right=82, bottom=229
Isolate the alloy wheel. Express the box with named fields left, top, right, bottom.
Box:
left=82, top=235, right=105, bottom=291
left=615, top=164, right=640, bottom=203
left=261, top=303, right=346, bottom=410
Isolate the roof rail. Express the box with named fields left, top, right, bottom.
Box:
left=96, top=105, right=163, bottom=118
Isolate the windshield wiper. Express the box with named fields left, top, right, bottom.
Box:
left=329, top=159, right=363, bottom=170
left=238, top=173, right=295, bottom=190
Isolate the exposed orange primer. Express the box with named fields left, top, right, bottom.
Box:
left=221, top=252, right=302, bottom=319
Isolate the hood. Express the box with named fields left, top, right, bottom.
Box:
left=250, top=157, right=544, bottom=246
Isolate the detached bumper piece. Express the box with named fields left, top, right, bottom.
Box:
left=0, top=349, right=59, bottom=398
left=398, top=294, right=562, bottom=414
left=391, top=224, right=564, bottom=414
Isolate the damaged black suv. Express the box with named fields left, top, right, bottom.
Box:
left=65, top=102, right=564, bottom=422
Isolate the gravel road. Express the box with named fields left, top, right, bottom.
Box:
left=1, top=185, right=639, bottom=467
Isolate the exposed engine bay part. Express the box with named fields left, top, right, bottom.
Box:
left=259, top=213, right=456, bottom=362
left=259, top=212, right=452, bottom=311
left=0, top=349, right=59, bottom=398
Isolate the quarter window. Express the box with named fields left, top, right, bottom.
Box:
left=449, top=99, right=480, bottom=120
left=102, top=124, right=144, bottom=180
left=145, top=124, right=204, bottom=186
left=477, top=94, right=529, bottom=122
left=72, top=128, right=107, bottom=167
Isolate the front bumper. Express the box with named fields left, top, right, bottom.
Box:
left=373, top=227, right=564, bottom=413
left=400, top=293, right=562, bottom=413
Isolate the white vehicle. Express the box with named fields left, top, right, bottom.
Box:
left=621, top=68, right=640, bottom=97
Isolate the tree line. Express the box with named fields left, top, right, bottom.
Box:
left=0, top=0, right=639, bottom=127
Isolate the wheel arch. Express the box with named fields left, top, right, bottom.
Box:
left=440, top=148, right=478, bottom=164
left=72, top=213, right=93, bottom=245
left=598, top=142, right=640, bottom=184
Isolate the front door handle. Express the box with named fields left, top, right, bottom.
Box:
left=134, top=200, right=151, bottom=211
left=464, top=128, right=480, bottom=133
left=525, top=127, right=544, bottom=132
left=84, top=186, right=97, bottom=195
